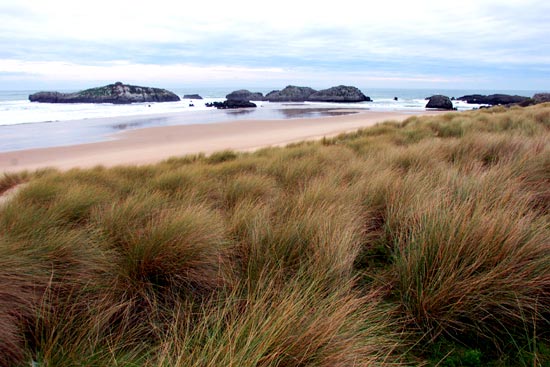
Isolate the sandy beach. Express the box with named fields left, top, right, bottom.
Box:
left=0, top=110, right=443, bottom=173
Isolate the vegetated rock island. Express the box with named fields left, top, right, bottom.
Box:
left=28, top=83, right=373, bottom=108
left=308, top=85, right=372, bottom=102
left=264, top=85, right=371, bottom=103
left=264, top=86, right=318, bottom=102
left=29, top=82, right=181, bottom=104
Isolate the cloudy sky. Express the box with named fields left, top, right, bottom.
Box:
left=1, top=0, right=549, bottom=90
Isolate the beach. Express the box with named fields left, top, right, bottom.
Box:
left=3, top=1, right=549, bottom=364
left=0, top=109, right=443, bottom=173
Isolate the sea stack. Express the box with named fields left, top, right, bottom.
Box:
left=29, top=82, right=181, bottom=104
left=307, top=85, right=371, bottom=102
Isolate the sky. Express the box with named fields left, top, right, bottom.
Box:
left=0, top=0, right=549, bottom=91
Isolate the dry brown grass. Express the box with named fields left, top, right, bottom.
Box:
left=0, top=104, right=549, bottom=366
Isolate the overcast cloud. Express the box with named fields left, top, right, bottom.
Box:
left=1, top=0, right=549, bottom=89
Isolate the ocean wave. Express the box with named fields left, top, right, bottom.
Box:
left=0, top=95, right=485, bottom=127
left=0, top=98, right=221, bottom=126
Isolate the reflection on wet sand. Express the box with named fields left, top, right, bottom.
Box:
left=275, top=108, right=360, bottom=119
left=112, top=122, right=145, bottom=130
left=225, top=109, right=256, bottom=116
left=110, top=109, right=359, bottom=132
left=219, top=107, right=361, bottom=120
left=111, top=117, right=169, bottom=130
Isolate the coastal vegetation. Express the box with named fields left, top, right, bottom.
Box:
left=1, top=104, right=549, bottom=366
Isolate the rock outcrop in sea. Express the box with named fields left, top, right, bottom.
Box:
left=206, top=100, right=257, bottom=109
left=222, top=85, right=370, bottom=104
left=457, top=94, right=529, bottom=106
left=207, top=89, right=262, bottom=109
left=307, top=85, right=371, bottom=103
left=226, top=90, right=264, bottom=101
left=183, top=94, right=203, bottom=99
left=264, top=86, right=317, bottom=102
left=29, top=82, right=180, bottom=104
left=426, top=95, right=454, bottom=110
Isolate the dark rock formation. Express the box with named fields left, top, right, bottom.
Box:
left=533, top=93, right=550, bottom=104
left=226, top=89, right=263, bottom=101
left=457, top=94, right=529, bottom=106
left=29, top=82, right=180, bottom=104
left=518, top=98, right=536, bottom=107
left=206, top=100, right=257, bottom=109
left=220, top=89, right=261, bottom=108
left=426, top=95, right=454, bottom=110
left=517, top=93, right=550, bottom=107
left=28, top=91, right=66, bottom=103
left=307, top=85, right=371, bottom=103
left=183, top=94, right=203, bottom=99
left=264, top=85, right=317, bottom=102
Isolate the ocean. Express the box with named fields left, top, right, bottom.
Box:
left=0, top=87, right=541, bottom=152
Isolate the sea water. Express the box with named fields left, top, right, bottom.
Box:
left=0, top=87, right=540, bottom=152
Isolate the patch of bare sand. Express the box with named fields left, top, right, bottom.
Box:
left=0, top=184, right=26, bottom=207
left=0, top=110, right=445, bottom=173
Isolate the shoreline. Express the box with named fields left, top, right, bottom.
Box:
left=0, top=109, right=445, bottom=173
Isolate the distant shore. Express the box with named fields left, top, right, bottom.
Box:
left=0, top=109, right=444, bottom=173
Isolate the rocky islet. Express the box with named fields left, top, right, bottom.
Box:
left=307, top=85, right=372, bottom=103
left=29, top=82, right=180, bottom=104
left=213, top=85, right=372, bottom=108
left=264, top=86, right=317, bottom=102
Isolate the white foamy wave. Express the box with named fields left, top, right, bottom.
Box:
left=303, top=98, right=484, bottom=111
left=0, top=98, right=222, bottom=126
left=0, top=94, right=486, bottom=127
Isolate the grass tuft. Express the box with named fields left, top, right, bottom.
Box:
left=1, top=103, right=549, bottom=365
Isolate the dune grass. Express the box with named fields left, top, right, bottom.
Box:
left=0, top=104, right=549, bottom=366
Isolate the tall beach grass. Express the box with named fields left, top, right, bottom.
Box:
left=0, top=104, right=549, bottom=366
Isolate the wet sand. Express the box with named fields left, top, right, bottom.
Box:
left=0, top=110, right=443, bottom=173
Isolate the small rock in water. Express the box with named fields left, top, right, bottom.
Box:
left=206, top=100, right=256, bottom=109
left=183, top=94, right=203, bottom=99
